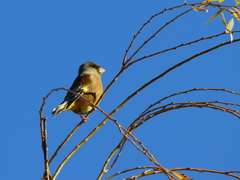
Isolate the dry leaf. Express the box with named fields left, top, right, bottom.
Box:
left=235, top=0, right=240, bottom=5
left=220, top=12, right=227, bottom=26
left=205, top=9, right=223, bottom=24
left=226, top=18, right=234, bottom=33
left=192, top=7, right=208, bottom=12
left=171, top=172, right=192, bottom=180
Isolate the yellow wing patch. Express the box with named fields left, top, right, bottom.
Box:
left=65, top=86, right=90, bottom=110
left=80, top=87, right=89, bottom=94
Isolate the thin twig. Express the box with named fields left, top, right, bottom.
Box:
left=39, top=96, right=51, bottom=179
left=127, top=30, right=240, bottom=67
left=125, top=8, right=192, bottom=66
left=117, top=167, right=240, bottom=180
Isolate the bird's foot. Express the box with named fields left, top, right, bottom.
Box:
left=80, top=115, right=88, bottom=123
left=91, top=105, right=97, bottom=111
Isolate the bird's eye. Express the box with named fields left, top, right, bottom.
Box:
left=93, top=65, right=99, bottom=69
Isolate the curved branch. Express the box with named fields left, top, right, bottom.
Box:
left=122, top=167, right=240, bottom=179
left=97, top=38, right=240, bottom=178
left=127, top=30, right=240, bottom=67
left=124, top=8, right=192, bottom=65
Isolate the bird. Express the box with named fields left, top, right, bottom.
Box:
left=52, top=62, right=106, bottom=120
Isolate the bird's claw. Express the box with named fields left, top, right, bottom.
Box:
left=80, top=115, right=88, bottom=123
left=91, top=105, right=97, bottom=111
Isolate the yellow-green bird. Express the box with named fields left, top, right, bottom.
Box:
left=52, top=62, right=106, bottom=118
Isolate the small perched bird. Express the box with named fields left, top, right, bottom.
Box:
left=52, top=62, right=106, bottom=120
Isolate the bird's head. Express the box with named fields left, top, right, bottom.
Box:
left=79, top=62, right=106, bottom=77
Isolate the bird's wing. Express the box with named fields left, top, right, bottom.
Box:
left=64, top=74, right=93, bottom=109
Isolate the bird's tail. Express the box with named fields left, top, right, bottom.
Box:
left=52, top=101, right=68, bottom=117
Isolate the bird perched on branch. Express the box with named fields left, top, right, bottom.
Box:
left=52, top=62, right=106, bottom=120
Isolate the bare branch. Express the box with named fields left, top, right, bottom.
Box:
left=127, top=30, right=240, bottom=67
left=124, top=8, right=192, bottom=66
left=47, top=88, right=174, bottom=180
left=117, top=167, right=240, bottom=179
left=97, top=38, right=240, bottom=179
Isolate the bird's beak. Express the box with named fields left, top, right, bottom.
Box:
left=99, top=68, right=106, bottom=74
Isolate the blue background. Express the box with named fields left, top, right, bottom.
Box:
left=0, top=1, right=239, bottom=180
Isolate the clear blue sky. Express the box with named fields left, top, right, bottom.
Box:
left=1, top=1, right=239, bottom=180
